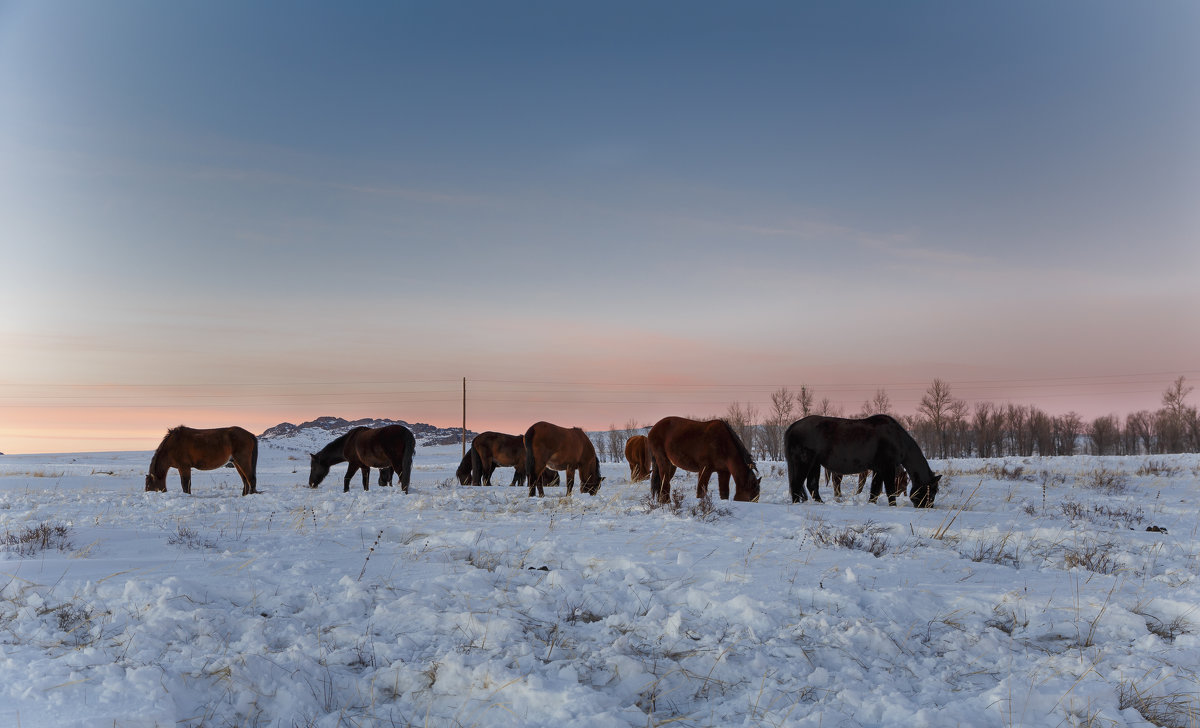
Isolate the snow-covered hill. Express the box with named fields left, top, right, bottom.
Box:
left=259, top=415, right=475, bottom=454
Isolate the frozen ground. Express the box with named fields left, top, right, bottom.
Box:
left=1, top=439, right=1198, bottom=727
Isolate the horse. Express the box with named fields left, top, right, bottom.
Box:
left=785, top=415, right=940, bottom=507
left=646, top=416, right=761, bottom=503
left=456, top=452, right=475, bottom=485
left=309, top=425, right=415, bottom=493
left=826, top=468, right=909, bottom=498
left=145, top=425, right=258, bottom=496
left=470, top=431, right=528, bottom=487
left=625, top=434, right=651, bottom=482
left=524, top=421, right=603, bottom=497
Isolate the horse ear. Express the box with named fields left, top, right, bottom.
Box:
left=934, top=474, right=943, bottom=483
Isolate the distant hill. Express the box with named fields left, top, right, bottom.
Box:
left=260, top=416, right=476, bottom=452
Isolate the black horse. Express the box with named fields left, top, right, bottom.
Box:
left=784, top=415, right=940, bottom=507
left=309, top=425, right=416, bottom=493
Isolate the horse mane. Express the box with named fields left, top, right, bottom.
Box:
left=720, top=419, right=756, bottom=470
left=149, top=425, right=186, bottom=472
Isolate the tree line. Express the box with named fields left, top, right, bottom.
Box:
left=593, top=376, right=1200, bottom=462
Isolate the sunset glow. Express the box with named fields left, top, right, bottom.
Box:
left=1, top=2, right=1197, bottom=453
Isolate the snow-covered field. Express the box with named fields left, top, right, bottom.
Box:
left=1, top=439, right=1198, bottom=727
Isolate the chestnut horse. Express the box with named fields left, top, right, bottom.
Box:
left=647, top=417, right=761, bottom=503
left=470, top=431, right=528, bottom=487
left=524, top=421, right=603, bottom=497
left=785, top=415, right=939, bottom=507
left=625, top=434, right=651, bottom=482
left=145, top=425, right=258, bottom=496
left=309, top=425, right=415, bottom=493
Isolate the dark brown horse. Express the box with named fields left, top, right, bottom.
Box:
left=647, top=417, right=761, bottom=503
left=470, top=431, right=528, bottom=487
left=309, top=425, right=415, bottom=493
left=524, top=421, right=603, bottom=497
left=625, top=434, right=651, bottom=482
left=456, top=452, right=475, bottom=485
left=145, top=426, right=258, bottom=496
left=785, top=415, right=940, bottom=507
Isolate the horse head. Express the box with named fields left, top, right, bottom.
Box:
left=909, top=473, right=941, bottom=508
left=308, top=453, right=331, bottom=488
left=144, top=473, right=166, bottom=492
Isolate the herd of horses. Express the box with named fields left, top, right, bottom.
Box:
left=144, top=414, right=942, bottom=508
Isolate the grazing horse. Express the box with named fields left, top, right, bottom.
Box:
left=647, top=417, right=761, bottom=503
left=827, top=468, right=909, bottom=498
left=625, top=434, right=651, bottom=482
left=524, top=421, right=603, bottom=497
left=470, top=431, right=528, bottom=487
left=145, top=425, right=258, bottom=496
left=309, top=425, right=415, bottom=493
left=456, top=452, right=475, bottom=485
left=785, top=415, right=940, bottom=507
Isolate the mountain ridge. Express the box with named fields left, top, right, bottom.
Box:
left=260, top=416, right=476, bottom=447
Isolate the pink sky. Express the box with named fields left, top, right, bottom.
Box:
left=2, top=3, right=1198, bottom=454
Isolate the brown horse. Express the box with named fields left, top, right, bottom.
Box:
left=470, top=431, right=528, bottom=486
left=625, top=434, right=651, bottom=482
left=145, top=425, right=258, bottom=496
left=309, top=425, right=415, bottom=493
left=647, top=416, right=761, bottom=503
left=524, top=421, right=603, bottom=497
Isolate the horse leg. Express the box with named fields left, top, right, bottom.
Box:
left=180, top=467, right=191, bottom=495
left=787, top=459, right=808, bottom=503
left=344, top=464, right=359, bottom=493
left=717, top=471, right=730, bottom=500
left=806, top=465, right=823, bottom=503
left=696, top=466, right=712, bottom=499
left=361, top=467, right=370, bottom=491
left=566, top=467, right=576, bottom=496
left=233, top=461, right=253, bottom=496
left=832, top=472, right=843, bottom=498
left=868, top=471, right=884, bottom=503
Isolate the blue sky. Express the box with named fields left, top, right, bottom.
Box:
left=1, top=1, right=1198, bottom=452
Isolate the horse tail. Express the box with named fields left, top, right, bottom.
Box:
left=251, top=436, right=260, bottom=491
left=401, top=430, right=415, bottom=492
left=470, top=445, right=483, bottom=485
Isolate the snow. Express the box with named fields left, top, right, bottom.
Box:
left=1, top=442, right=1198, bottom=727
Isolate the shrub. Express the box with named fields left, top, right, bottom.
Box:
left=807, top=520, right=889, bottom=557
left=2, top=522, right=72, bottom=557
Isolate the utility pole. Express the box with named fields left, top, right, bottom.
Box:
left=461, top=377, right=466, bottom=459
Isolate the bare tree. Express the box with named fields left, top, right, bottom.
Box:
left=972, top=402, right=1003, bottom=458
left=816, top=398, right=842, bottom=417
left=725, top=401, right=759, bottom=456
left=1125, top=410, right=1154, bottom=454
left=1051, top=412, right=1083, bottom=456
left=859, top=388, right=894, bottom=418
left=761, top=387, right=796, bottom=461
left=917, top=378, right=958, bottom=458
left=1158, top=376, right=1195, bottom=453
left=797, top=386, right=815, bottom=417
left=1088, top=414, right=1120, bottom=455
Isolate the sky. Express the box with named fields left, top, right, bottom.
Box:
left=1, top=1, right=1198, bottom=453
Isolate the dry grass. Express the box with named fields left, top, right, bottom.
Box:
left=2, top=522, right=73, bottom=556
left=1079, top=467, right=1129, bottom=494
left=1118, top=679, right=1200, bottom=728
left=806, top=520, right=890, bottom=558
